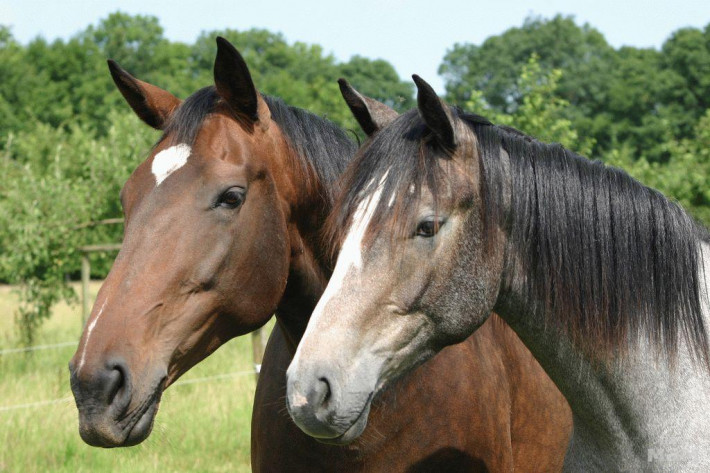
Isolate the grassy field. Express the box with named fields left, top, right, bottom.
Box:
left=0, top=283, right=269, bottom=472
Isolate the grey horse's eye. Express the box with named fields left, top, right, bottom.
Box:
left=415, top=217, right=446, bottom=238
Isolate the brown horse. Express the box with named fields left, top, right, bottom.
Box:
left=69, top=37, right=571, bottom=471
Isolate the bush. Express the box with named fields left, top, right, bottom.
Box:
left=0, top=111, right=157, bottom=343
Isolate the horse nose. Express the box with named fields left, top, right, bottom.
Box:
left=286, top=367, right=342, bottom=439
left=70, top=357, right=133, bottom=417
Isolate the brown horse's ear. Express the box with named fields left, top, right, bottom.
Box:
left=338, top=78, right=398, bottom=136
left=107, top=60, right=181, bottom=130
left=412, top=74, right=456, bottom=150
left=214, top=37, right=269, bottom=125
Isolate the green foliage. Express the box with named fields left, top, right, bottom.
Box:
left=0, top=112, right=156, bottom=343
left=0, top=143, right=84, bottom=344
left=606, top=110, right=710, bottom=227
left=440, top=15, right=613, bottom=115
left=462, top=55, right=595, bottom=156
left=662, top=25, right=710, bottom=114
left=440, top=15, right=710, bottom=163
left=83, top=12, right=172, bottom=77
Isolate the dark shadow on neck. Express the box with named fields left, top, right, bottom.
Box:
left=406, top=448, right=486, bottom=473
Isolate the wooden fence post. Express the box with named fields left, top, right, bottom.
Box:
left=77, top=242, right=122, bottom=330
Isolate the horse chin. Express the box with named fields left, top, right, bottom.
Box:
left=315, top=399, right=372, bottom=446
left=121, top=396, right=162, bottom=446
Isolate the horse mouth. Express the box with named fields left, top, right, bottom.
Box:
left=118, top=385, right=164, bottom=446
left=315, top=393, right=373, bottom=446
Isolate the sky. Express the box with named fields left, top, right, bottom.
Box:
left=2, top=0, right=709, bottom=93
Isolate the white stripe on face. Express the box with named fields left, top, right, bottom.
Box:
left=152, top=144, right=191, bottom=186
left=291, top=173, right=388, bottom=365
left=77, top=297, right=108, bottom=374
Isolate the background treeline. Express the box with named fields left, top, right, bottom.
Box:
left=1, top=13, right=708, bottom=342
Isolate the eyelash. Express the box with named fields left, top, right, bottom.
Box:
left=216, top=187, right=245, bottom=209
left=415, top=218, right=445, bottom=238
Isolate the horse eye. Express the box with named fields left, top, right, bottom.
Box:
left=415, top=218, right=445, bottom=238
left=217, top=187, right=245, bottom=209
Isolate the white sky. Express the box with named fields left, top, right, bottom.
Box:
left=2, top=0, right=709, bottom=92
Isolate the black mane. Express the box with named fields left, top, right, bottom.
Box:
left=328, top=107, right=709, bottom=364
left=162, top=87, right=356, bottom=204
left=264, top=95, right=356, bottom=203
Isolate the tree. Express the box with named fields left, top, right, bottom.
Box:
left=440, top=15, right=613, bottom=115
left=84, top=12, right=169, bottom=79
left=661, top=25, right=710, bottom=134
left=460, top=55, right=595, bottom=157
left=606, top=109, right=710, bottom=227
left=0, top=111, right=157, bottom=344
left=439, top=15, right=710, bottom=163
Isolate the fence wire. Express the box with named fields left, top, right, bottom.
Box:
left=0, top=369, right=254, bottom=413
left=0, top=341, right=77, bottom=355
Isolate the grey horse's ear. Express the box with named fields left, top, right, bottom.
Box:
left=107, top=60, right=181, bottom=130
left=338, top=78, right=398, bottom=136
left=214, top=36, right=270, bottom=124
left=413, top=74, right=456, bottom=149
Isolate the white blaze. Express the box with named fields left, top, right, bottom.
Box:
left=291, top=173, right=388, bottom=366
left=152, top=144, right=191, bottom=186
left=77, top=298, right=108, bottom=373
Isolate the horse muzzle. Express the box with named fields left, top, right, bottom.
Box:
left=285, top=361, right=375, bottom=444
left=69, top=357, right=165, bottom=447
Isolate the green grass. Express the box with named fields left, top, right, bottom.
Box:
left=0, top=283, right=269, bottom=472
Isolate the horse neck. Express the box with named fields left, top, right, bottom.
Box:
left=275, top=217, right=331, bottom=352
left=272, top=143, right=349, bottom=352
left=496, top=241, right=710, bottom=471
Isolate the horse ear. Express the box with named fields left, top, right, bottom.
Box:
left=214, top=37, right=269, bottom=124
left=412, top=75, right=456, bottom=149
left=107, top=60, right=180, bottom=130
left=338, top=78, right=398, bottom=136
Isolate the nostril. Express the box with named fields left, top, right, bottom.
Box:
left=107, top=367, right=124, bottom=406
left=311, top=376, right=333, bottom=412
left=105, top=359, right=131, bottom=410
left=317, top=377, right=332, bottom=404
left=286, top=369, right=346, bottom=438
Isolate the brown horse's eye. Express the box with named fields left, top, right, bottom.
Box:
left=217, top=187, right=245, bottom=209
left=415, top=217, right=445, bottom=238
